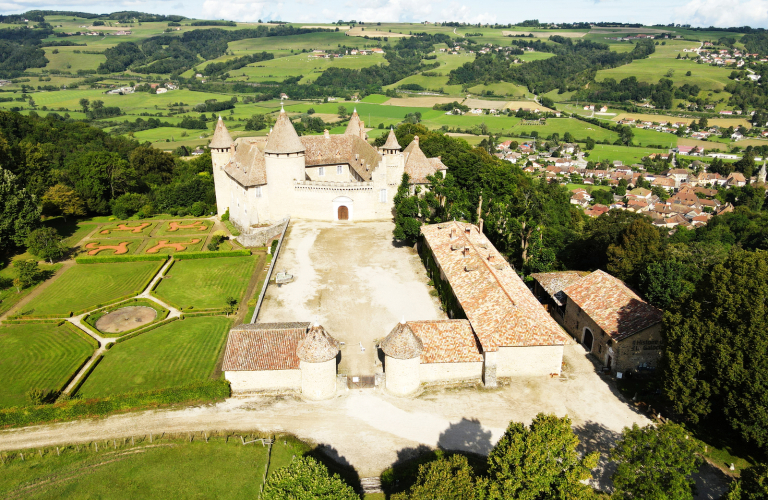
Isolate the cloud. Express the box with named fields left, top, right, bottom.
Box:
left=346, top=0, right=437, bottom=22
left=677, top=0, right=768, bottom=27
left=439, top=2, right=496, bottom=24
left=202, top=0, right=282, bottom=21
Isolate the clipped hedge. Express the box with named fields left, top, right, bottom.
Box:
left=76, top=254, right=169, bottom=264
left=223, top=220, right=240, bottom=236
left=114, top=316, right=179, bottom=343
left=0, top=380, right=231, bottom=429
left=9, top=312, right=69, bottom=320
left=174, top=250, right=251, bottom=260
left=69, top=353, right=102, bottom=395
left=2, top=319, right=61, bottom=324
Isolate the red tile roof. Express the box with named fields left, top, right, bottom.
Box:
left=407, top=320, right=483, bottom=363
left=530, top=271, right=590, bottom=306
left=222, top=323, right=310, bottom=371
left=562, top=270, right=662, bottom=341
left=421, top=221, right=567, bottom=352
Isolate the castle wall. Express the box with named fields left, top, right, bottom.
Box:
left=496, top=345, right=564, bottom=377
left=420, top=361, right=483, bottom=384
left=211, top=150, right=232, bottom=218
left=306, top=164, right=352, bottom=182
left=225, top=369, right=301, bottom=394
left=300, top=359, right=337, bottom=400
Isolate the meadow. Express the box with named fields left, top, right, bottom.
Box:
left=586, top=144, right=661, bottom=165
left=0, top=323, right=96, bottom=407
left=77, top=316, right=231, bottom=397
left=154, top=255, right=259, bottom=309
left=22, top=261, right=163, bottom=316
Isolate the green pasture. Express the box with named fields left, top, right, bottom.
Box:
left=596, top=58, right=733, bottom=91
left=43, top=46, right=106, bottom=73
left=361, top=94, right=390, bottom=103
left=221, top=53, right=386, bottom=85
left=154, top=255, right=258, bottom=309
left=154, top=219, right=214, bottom=236
left=517, top=52, right=556, bottom=62
left=23, top=261, right=163, bottom=316
left=78, top=316, right=231, bottom=397
left=0, top=323, right=95, bottom=407
left=142, top=237, right=206, bottom=255
left=585, top=144, right=660, bottom=164
left=226, top=31, right=351, bottom=54
left=468, top=81, right=527, bottom=97
left=566, top=183, right=612, bottom=192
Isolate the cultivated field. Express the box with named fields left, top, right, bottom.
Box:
left=611, top=112, right=751, bottom=129
left=77, top=316, right=231, bottom=397
left=0, top=323, right=96, bottom=407
left=154, top=256, right=258, bottom=309
left=22, top=261, right=163, bottom=316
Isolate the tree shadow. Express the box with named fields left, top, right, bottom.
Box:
left=437, top=417, right=494, bottom=455
left=573, top=420, right=620, bottom=493
left=306, top=443, right=362, bottom=494
left=693, top=461, right=731, bottom=500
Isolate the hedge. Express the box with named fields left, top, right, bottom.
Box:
left=70, top=353, right=103, bottom=396
left=75, top=254, right=169, bottom=264
left=174, top=250, right=251, bottom=260
left=223, top=220, right=240, bottom=236
left=2, top=319, right=61, bottom=324
left=63, top=322, right=100, bottom=349
left=114, top=316, right=179, bottom=343
left=0, top=380, right=231, bottom=429
left=10, top=312, right=69, bottom=320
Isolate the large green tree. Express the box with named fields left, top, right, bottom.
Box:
left=662, top=249, right=768, bottom=447
left=393, top=453, right=485, bottom=500
left=610, top=422, right=702, bottom=500
left=725, top=463, right=768, bottom=500
left=606, top=219, right=662, bottom=285
left=261, top=456, right=358, bottom=500
left=485, top=413, right=600, bottom=500
left=393, top=173, right=426, bottom=242
left=26, top=227, right=65, bottom=264
left=0, top=167, right=41, bottom=254
left=65, top=151, right=136, bottom=213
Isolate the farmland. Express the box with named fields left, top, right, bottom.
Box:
left=77, top=316, right=231, bottom=397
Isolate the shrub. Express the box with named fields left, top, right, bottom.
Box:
left=111, top=193, right=147, bottom=219
left=76, top=254, right=168, bottom=264
left=221, top=207, right=230, bottom=221
left=174, top=250, right=250, bottom=260
left=190, top=201, right=207, bottom=217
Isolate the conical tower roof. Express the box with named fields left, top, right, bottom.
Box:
left=345, top=108, right=363, bottom=137
left=209, top=116, right=233, bottom=149
left=265, top=106, right=305, bottom=154
left=382, top=127, right=401, bottom=150
left=296, top=323, right=340, bottom=363
left=380, top=320, right=423, bottom=359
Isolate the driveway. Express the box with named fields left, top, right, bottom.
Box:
left=258, top=220, right=445, bottom=376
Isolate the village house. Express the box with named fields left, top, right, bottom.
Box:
left=530, top=270, right=663, bottom=374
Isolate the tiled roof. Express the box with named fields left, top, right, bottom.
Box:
left=382, top=128, right=401, bottom=150
left=408, top=320, right=483, bottom=363
left=224, top=140, right=267, bottom=187
left=561, top=270, right=662, bottom=341
left=345, top=110, right=365, bottom=139
left=421, top=221, right=567, bottom=352
left=301, top=134, right=380, bottom=181
left=222, top=323, right=311, bottom=371
left=530, top=271, right=590, bottom=306
left=381, top=321, right=423, bottom=359
left=404, top=136, right=446, bottom=184
left=210, top=117, right=234, bottom=149
left=296, top=323, right=340, bottom=363
left=265, top=108, right=305, bottom=154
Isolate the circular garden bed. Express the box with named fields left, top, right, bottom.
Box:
left=95, top=306, right=158, bottom=334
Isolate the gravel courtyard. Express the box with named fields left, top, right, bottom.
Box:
left=258, top=219, right=445, bottom=376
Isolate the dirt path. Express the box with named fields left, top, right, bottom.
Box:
left=0, top=260, right=76, bottom=323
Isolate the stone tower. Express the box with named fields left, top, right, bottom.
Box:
left=380, top=319, right=422, bottom=396
left=296, top=322, right=340, bottom=400
left=264, top=106, right=306, bottom=221
left=210, top=116, right=234, bottom=217
left=381, top=127, right=404, bottom=186
left=345, top=108, right=367, bottom=141
left=759, top=161, right=766, bottom=184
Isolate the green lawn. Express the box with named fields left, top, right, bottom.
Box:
left=23, top=261, right=163, bottom=316
left=77, top=316, right=231, bottom=397
left=154, top=256, right=259, bottom=309
left=585, top=144, right=660, bottom=165
left=0, top=323, right=96, bottom=407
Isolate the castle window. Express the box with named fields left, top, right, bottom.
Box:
left=255, top=186, right=262, bottom=198
left=379, top=189, right=387, bottom=203
left=337, top=165, right=343, bottom=175
left=319, top=167, right=325, bottom=176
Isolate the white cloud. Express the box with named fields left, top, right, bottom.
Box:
left=677, top=0, right=768, bottom=27
left=439, top=2, right=496, bottom=24
left=346, top=0, right=437, bottom=22
left=202, top=0, right=282, bottom=21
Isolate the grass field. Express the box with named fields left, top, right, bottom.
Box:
left=0, top=323, right=96, bottom=407
left=22, top=261, right=163, bottom=316
left=77, top=316, right=231, bottom=397
left=596, top=57, right=733, bottom=91
left=586, top=144, right=661, bottom=164
left=154, top=256, right=258, bottom=309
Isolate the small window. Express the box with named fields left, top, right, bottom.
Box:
left=319, top=167, right=325, bottom=176
left=255, top=186, right=262, bottom=198
left=337, top=165, right=343, bottom=175
left=379, top=189, right=387, bottom=203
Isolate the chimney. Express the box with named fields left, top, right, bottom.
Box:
left=463, top=246, right=470, bottom=258
left=450, top=228, right=456, bottom=240
left=229, top=143, right=235, bottom=155
left=323, top=129, right=330, bottom=138
left=465, top=226, right=471, bottom=235
left=488, top=254, right=495, bottom=262
left=414, top=135, right=419, bottom=144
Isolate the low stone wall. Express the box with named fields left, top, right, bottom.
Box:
left=225, top=369, right=301, bottom=394
left=420, top=361, right=483, bottom=384
left=234, top=218, right=288, bottom=248
left=497, top=345, right=564, bottom=377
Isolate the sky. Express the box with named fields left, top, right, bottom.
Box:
left=3, top=0, right=768, bottom=29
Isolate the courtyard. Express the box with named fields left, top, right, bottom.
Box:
left=258, top=220, right=445, bottom=376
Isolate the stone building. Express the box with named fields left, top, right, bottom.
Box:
left=531, top=270, right=663, bottom=374
left=210, top=108, right=447, bottom=229
left=222, top=322, right=340, bottom=399
left=401, top=221, right=568, bottom=389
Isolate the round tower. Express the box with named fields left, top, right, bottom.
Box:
left=380, top=319, right=422, bottom=396
left=209, top=116, right=235, bottom=217
left=264, top=105, right=306, bottom=220
left=296, top=322, right=340, bottom=400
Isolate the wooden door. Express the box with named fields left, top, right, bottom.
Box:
left=338, top=205, right=349, bottom=220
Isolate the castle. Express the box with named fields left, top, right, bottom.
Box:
left=210, top=107, right=447, bottom=228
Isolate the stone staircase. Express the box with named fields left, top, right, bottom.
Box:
left=360, top=477, right=383, bottom=494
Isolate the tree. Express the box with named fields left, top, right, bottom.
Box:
left=261, top=456, right=358, bottom=500
left=606, top=219, right=662, bottom=284
left=393, top=173, right=426, bottom=242
left=245, top=114, right=267, bottom=131
left=338, top=105, right=348, bottom=119
left=224, top=296, right=237, bottom=316
left=611, top=422, right=703, bottom=500
left=79, top=98, right=89, bottom=113
left=43, top=184, right=86, bottom=221
left=394, top=453, right=484, bottom=500
left=662, top=250, right=768, bottom=448
left=66, top=151, right=136, bottom=213
left=637, top=259, right=694, bottom=309
left=725, top=463, right=768, bottom=500
left=585, top=137, right=595, bottom=150
left=26, top=227, right=65, bottom=264
left=13, top=259, right=41, bottom=292
left=129, top=146, right=175, bottom=186
left=0, top=167, right=41, bottom=254
left=486, top=413, right=600, bottom=500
